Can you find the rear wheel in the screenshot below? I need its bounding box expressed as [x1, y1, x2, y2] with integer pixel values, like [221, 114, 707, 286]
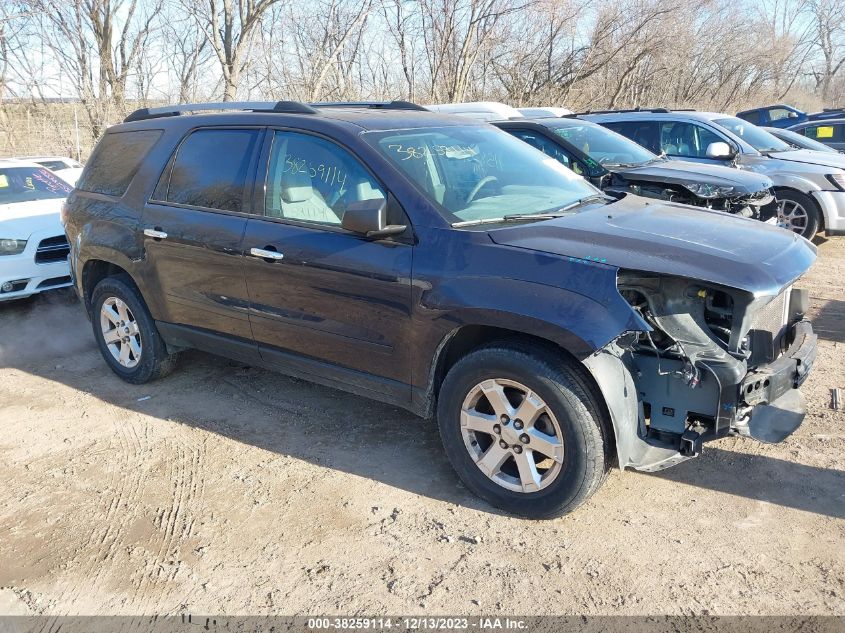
[90, 275, 177, 384]
[436, 342, 610, 518]
[775, 190, 820, 238]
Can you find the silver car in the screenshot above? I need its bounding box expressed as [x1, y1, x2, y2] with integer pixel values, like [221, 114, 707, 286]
[582, 109, 845, 237]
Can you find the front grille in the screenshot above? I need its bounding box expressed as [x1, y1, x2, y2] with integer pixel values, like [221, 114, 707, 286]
[749, 288, 791, 364]
[35, 235, 70, 264]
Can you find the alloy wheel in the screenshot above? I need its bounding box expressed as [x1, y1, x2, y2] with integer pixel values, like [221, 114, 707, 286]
[460, 378, 565, 493]
[776, 199, 809, 233]
[100, 296, 142, 368]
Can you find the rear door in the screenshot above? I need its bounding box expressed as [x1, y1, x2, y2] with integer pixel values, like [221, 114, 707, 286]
[141, 127, 263, 351]
[241, 129, 414, 400]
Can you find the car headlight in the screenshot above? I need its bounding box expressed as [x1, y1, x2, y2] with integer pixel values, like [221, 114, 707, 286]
[826, 173, 845, 191]
[0, 239, 26, 255]
[681, 182, 737, 199]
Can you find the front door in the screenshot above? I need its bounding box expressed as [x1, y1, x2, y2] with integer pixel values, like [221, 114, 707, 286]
[242, 129, 414, 401]
[141, 127, 263, 345]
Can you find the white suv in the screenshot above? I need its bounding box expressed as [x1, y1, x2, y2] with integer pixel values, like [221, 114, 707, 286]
[0, 159, 74, 301]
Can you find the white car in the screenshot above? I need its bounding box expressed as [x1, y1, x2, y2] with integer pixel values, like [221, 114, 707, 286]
[21, 156, 84, 186]
[425, 101, 525, 121]
[518, 106, 574, 118]
[0, 159, 74, 301]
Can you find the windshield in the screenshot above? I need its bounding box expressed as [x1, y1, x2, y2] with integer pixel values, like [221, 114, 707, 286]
[548, 121, 657, 166]
[0, 166, 72, 206]
[772, 128, 839, 153]
[364, 126, 601, 225]
[714, 117, 792, 153]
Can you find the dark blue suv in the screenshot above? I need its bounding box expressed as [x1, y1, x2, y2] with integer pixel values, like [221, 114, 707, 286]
[63, 101, 818, 517]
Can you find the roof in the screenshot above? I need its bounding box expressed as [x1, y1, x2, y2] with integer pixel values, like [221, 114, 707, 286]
[115, 101, 482, 135]
[581, 110, 731, 122]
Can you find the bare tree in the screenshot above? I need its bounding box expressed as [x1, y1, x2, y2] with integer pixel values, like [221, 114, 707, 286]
[27, 0, 162, 136]
[804, 0, 845, 100]
[183, 0, 286, 101]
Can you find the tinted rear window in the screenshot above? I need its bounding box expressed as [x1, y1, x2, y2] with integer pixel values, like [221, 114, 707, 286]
[156, 129, 260, 212]
[77, 130, 162, 196]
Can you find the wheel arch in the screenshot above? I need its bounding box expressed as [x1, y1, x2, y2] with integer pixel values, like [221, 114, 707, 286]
[81, 255, 145, 315]
[421, 323, 619, 465]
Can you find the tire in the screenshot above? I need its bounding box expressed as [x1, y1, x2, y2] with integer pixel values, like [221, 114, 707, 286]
[90, 275, 178, 384]
[775, 190, 820, 238]
[436, 341, 610, 518]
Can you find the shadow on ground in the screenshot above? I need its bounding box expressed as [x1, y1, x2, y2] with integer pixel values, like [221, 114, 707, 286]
[2, 288, 844, 519]
[649, 447, 845, 519]
[809, 298, 845, 343]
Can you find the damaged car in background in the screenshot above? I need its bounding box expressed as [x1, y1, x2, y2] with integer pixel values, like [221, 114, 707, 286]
[427, 103, 776, 221]
[493, 116, 776, 220]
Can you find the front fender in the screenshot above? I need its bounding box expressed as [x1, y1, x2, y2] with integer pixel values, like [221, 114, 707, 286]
[583, 344, 692, 471]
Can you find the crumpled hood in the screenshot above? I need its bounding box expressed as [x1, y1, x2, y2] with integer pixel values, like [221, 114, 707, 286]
[617, 159, 772, 193]
[0, 198, 65, 240]
[488, 195, 816, 297]
[767, 148, 845, 171]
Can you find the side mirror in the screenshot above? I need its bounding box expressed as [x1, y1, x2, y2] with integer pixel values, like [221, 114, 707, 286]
[705, 141, 735, 160]
[341, 198, 406, 238]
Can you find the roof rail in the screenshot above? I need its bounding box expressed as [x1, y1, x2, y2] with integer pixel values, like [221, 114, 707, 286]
[574, 107, 672, 115]
[124, 100, 318, 123]
[310, 100, 427, 111]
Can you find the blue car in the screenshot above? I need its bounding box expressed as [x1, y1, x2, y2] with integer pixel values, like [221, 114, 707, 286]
[737, 104, 845, 129]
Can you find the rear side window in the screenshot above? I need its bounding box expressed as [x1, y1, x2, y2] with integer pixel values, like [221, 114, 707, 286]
[155, 128, 260, 212]
[739, 110, 762, 125]
[602, 121, 660, 154]
[508, 129, 584, 174]
[77, 130, 162, 196]
[803, 124, 842, 141]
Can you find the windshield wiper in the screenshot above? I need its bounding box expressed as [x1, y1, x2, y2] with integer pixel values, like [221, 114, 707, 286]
[452, 195, 612, 227]
[501, 195, 611, 221]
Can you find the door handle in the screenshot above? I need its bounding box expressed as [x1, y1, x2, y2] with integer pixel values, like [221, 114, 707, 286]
[143, 228, 168, 240]
[249, 247, 284, 261]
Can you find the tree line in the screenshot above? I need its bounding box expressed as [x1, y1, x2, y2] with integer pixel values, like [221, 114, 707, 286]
[0, 0, 843, 156]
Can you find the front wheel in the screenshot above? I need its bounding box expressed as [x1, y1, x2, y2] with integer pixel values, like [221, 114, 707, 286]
[436, 342, 610, 518]
[774, 190, 820, 238]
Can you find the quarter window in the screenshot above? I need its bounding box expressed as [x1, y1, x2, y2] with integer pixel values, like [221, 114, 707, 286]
[158, 128, 260, 212]
[77, 130, 162, 197]
[264, 131, 385, 226]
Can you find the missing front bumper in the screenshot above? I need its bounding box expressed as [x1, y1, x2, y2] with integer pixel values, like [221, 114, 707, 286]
[733, 320, 817, 443]
[735, 389, 806, 443]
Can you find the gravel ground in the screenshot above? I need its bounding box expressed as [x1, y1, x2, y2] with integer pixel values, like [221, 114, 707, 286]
[0, 237, 843, 617]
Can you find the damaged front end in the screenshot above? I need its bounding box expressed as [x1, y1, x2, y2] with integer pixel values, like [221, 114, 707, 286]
[606, 175, 774, 219]
[584, 272, 817, 472]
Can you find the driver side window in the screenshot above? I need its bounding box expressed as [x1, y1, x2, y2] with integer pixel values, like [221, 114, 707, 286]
[265, 131, 385, 226]
[657, 121, 723, 158]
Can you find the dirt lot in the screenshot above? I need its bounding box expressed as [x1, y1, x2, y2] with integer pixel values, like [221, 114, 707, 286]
[0, 238, 843, 617]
